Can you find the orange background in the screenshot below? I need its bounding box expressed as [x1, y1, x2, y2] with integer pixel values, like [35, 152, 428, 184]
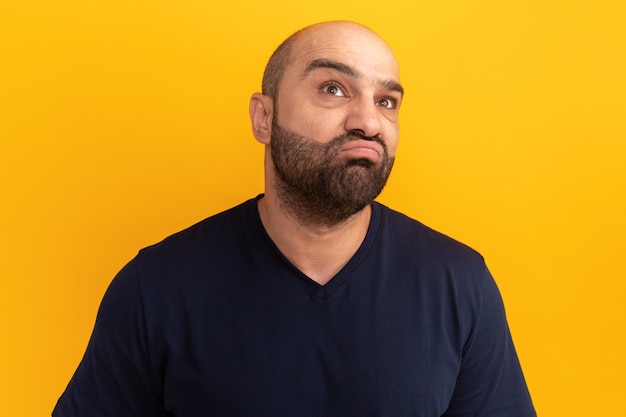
[1, 1, 625, 416]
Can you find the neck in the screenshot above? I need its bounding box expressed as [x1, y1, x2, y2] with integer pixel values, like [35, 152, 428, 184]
[257, 193, 372, 285]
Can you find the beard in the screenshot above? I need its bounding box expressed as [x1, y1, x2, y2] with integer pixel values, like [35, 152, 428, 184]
[270, 117, 394, 228]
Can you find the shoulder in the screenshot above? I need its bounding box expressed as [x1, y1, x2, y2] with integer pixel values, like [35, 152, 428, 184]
[374, 202, 485, 269]
[371, 202, 497, 319]
[139, 197, 257, 260]
[116, 197, 261, 291]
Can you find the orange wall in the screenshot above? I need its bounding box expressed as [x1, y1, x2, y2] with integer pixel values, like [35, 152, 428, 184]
[1, 1, 625, 415]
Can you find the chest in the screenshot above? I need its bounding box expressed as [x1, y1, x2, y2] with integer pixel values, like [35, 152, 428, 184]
[153, 282, 463, 417]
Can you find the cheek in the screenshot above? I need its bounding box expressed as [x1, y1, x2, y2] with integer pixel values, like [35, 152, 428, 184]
[384, 127, 400, 156]
[278, 107, 347, 142]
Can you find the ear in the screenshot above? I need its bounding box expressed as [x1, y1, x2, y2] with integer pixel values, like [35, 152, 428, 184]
[249, 92, 274, 144]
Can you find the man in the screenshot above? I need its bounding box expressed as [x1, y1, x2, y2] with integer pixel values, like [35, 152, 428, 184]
[54, 21, 536, 416]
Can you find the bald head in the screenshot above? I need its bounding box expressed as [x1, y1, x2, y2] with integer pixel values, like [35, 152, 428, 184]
[261, 22, 399, 102]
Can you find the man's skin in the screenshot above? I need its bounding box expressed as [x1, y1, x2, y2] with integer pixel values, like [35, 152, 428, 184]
[249, 21, 404, 285]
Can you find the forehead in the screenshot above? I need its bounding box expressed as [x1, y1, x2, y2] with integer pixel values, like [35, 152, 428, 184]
[287, 24, 400, 84]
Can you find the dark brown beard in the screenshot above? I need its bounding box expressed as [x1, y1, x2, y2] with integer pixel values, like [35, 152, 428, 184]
[270, 118, 394, 227]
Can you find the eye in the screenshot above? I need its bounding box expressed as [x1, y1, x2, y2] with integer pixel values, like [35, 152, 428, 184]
[320, 82, 346, 97]
[376, 97, 398, 110]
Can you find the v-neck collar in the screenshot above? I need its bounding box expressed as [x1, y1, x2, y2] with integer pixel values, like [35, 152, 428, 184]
[246, 195, 382, 300]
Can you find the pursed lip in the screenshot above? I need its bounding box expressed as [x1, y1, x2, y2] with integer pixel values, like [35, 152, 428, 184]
[339, 140, 384, 159]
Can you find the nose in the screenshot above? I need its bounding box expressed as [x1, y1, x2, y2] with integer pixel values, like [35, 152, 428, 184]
[343, 97, 383, 139]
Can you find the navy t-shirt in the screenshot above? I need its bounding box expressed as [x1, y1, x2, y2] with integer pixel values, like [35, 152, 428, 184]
[54, 196, 536, 416]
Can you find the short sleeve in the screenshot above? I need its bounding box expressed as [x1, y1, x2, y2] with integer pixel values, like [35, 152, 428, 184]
[444, 267, 536, 417]
[53, 258, 165, 417]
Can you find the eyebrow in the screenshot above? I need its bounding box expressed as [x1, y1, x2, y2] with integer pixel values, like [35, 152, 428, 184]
[303, 58, 359, 79]
[379, 79, 404, 97]
[302, 58, 404, 97]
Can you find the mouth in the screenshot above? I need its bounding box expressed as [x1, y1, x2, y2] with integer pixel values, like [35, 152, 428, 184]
[339, 140, 384, 159]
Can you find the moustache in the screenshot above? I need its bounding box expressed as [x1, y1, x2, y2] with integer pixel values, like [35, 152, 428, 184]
[330, 131, 388, 153]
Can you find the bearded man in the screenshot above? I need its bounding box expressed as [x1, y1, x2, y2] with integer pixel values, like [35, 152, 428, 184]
[54, 21, 536, 417]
